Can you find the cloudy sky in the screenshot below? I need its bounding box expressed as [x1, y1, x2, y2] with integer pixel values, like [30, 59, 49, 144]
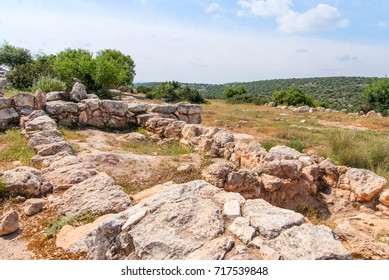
[1, 0, 388, 83]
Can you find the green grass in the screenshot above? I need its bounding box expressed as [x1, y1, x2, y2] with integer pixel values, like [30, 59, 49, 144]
[45, 213, 97, 238]
[120, 139, 194, 156]
[31, 76, 66, 93]
[0, 179, 5, 198]
[59, 127, 88, 142]
[286, 139, 305, 152]
[0, 128, 36, 169]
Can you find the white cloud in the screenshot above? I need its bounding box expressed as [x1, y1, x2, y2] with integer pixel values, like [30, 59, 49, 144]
[206, 2, 221, 13]
[237, 0, 291, 17]
[378, 21, 388, 28]
[238, 1, 349, 33]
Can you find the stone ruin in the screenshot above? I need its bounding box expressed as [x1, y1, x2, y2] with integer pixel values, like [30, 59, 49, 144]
[1, 82, 389, 260]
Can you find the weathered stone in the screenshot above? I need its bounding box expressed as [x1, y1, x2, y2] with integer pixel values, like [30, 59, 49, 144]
[126, 132, 146, 142]
[0, 107, 19, 128]
[70, 82, 88, 102]
[249, 237, 281, 260]
[46, 100, 78, 115]
[379, 189, 389, 207]
[164, 121, 186, 139]
[1, 167, 43, 197]
[46, 91, 69, 102]
[223, 199, 241, 220]
[101, 100, 128, 116]
[263, 160, 303, 180]
[186, 237, 234, 260]
[242, 199, 304, 238]
[12, 93, 35, 109]
[127, 102, 148, 113]
[23, 198, 46, 216]
[225, 170, 260, 193]
[35, 141, 74, 157]
[265, 145, 304, 161]
[59, 173, 131, 217]
[0, 97, 13, 110]
[202, 161, 235, 188]
[267, 224, 351, 260]
[213, 191, 246, 206]
[293, 106, 310, 113]
[213, 130, 234, 147]
[345, 168, 387, 202]
[228, 217, 255, 244]
[34, 89, 46, 110]
[136, 113, 160, 126]
[0, 210, 19, 236]
[261, 174, 282, 192]
[150, 105, 176, 114]
[87, 94, 99, 99]
[28, 133, 63, 148]
[187, 113, 202, 124]
[177, 163, 193, 173]
[176, 102, 202, 115]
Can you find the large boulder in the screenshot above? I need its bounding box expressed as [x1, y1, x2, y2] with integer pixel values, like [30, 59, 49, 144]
[70, 82, 88, 102]
[0, 167, 44, 197]
[0, 97, 13, 110]
[12, 93, 35, 110]
[379, 189, 389, 207]
[176, 102, 202, 115]
[267, 224, 351, 260]
[59, 173, 131, 217]
[0, 210, 19, 236]
[23, 198, 46, 216]
[202, 161, 236, 188]
[0, 107, 19, 128]
[46, 91, 69, 102]
[34, 89, 46, 110]
[24, 115, 57, 133]
[101, 100, 128, 117]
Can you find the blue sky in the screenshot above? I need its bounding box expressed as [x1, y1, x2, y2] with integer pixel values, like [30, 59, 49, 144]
[0, 0, 388, 83]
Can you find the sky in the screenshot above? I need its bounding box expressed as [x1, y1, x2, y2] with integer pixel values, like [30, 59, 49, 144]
[0, 0, 388, 84]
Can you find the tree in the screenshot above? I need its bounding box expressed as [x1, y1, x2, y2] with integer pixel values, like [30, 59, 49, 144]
[53, 48, 95, 91]
[0, 42, 32, 69]
[361, 78, 389, 115]
[223, 86, 247, 99]
[271, 87, 314, 107]
[148, 81, 205, 103]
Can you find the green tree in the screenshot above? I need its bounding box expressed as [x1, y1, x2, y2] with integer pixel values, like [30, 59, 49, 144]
[361, 78, 389, 115]
[0, 42, 32, 69]
[271, 87, 314, 106]
[223, 86, 247, 99]
[53, 48, 95, 91]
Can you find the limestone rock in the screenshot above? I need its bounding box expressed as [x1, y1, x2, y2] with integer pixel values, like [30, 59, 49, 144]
[34, 89, 47, 110]
[265, 145, 305, 161]
[345, 168, 387, 202]
[45, 100, 78, 115]
[224, 169, 260, 193]
[12, 93, 35, 110]
[70, 82, 88, 102]
[150, 104, 176, 114]
[0, 97, 13, 110]
[126, 132, 146, 142]
[213, 130, 234, 147]
[1, 167, 43, 197]
[59, 173, 131, 216]
[127, 102, 148, 113]
[35, 141, 74, 157]
[267, 224, 351, 260]
[176, 102, 202, 115]
[24, 115, 57, 133]
[23, 198, 46, 216]
[202, 161, 235, 188]
[46, 91, 69, 102]
[223, 199, 241, 220]
[242, 199, 304, 238]
[186, 237, 234, 260]
[379, 189, 389, 207]
[101, 100, 128, 117]
[0, 107, 19, 128]
[0, 210, 19, 236]
[261, 174, 282, 192]
[228, 217, 255, 244]
[263, 159, 303, 180]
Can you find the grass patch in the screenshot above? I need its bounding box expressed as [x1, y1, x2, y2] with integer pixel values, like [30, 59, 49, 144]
[0, 179, 5, 198]
[120, 139, 194, 156]
[59, 127, 88, 142]
[45, 213, 98, 238]
[286, 138, 305, 152]
[0, 128, 36, 169]
[262, 140, 277, 152]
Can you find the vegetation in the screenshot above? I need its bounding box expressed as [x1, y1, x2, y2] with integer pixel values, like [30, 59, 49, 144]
[45, 213, 97, 238]
[361, 78, 389, 115]
[0, 178, 5, 198]
[120, 139, 194, 156]
[0, 42, 32, 69]
[223, 85, 266, 104]
[0, 128, 36, 169]
[271, 87, 314, 107]
[146, 81, 205, 103]
[31, 75, 66, 93]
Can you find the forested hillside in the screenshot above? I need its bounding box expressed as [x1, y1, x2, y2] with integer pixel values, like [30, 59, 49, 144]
[136, 77, 379, 110]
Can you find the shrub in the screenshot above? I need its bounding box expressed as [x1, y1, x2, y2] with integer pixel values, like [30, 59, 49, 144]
[271, 87, 314, 107]
[361, 78, 389, 115]
[148, 81, 205, 103]
[0, 42, 32, 69]
[286, 139, 305, 152]
[31, 76, 66, 93]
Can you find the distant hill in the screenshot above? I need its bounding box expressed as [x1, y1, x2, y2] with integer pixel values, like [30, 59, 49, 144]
[135, 76, 379, 110]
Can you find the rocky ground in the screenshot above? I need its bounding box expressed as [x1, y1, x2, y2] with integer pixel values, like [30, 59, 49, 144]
[1, 92, 389, 260]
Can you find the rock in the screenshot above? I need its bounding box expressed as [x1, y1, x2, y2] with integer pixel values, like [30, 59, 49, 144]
[45, 100, 78, 115]
[224, 169, 260, 193]
[0, 97, 13, 110]
[249, 237, 281, 260]
[0, 107, 19, 128]
[379, 189, 389, 207]
[186, 237, 234, 260]
[266, 224, 351, 260]
[34, 89, 47, 110]
[101, 100, 128, 117]
[23, 198, 46, 216]
[1, 167, 43, 197]
[24, 115, 57, 133]
[344, 168, 387, 202]
[164, 121, 186, 139]
[12, 93, 35, 110]
[213, 191, 246, 206]
[35, 141, 74, 157]
[232, 133, 256, 144]
[213, 130, 234, 147]
[126, 132, 146, 142]
[265, 145, 304, 161]
[46, 91, 69, 102]
[136, 113, 160, 126]
[202, 161, 235, 188]
[223, 199, 241, 220]
[268, 102, 277, 107]
[150, 105, 176, 114]
[293, 106, 310, 113]
[263, 160, 303, 180]
[127, 103, 148, 113]
[59, 173, 131, 216]
[242, 199, 304, 238]
[261, 174, 282, 192]
[0, 210, 19, 236]
[228, 217, 255, 244]
[87, 94, 99, 99]
[70, 82, 88, 102]
[177, 164, 192, 173]
[176, 102, 202, 115]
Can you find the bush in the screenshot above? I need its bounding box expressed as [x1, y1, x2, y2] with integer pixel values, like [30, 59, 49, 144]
[0, 42, 32, 69]
[271, 87, 314, 107]
[31, 76, 66, 93]
[148, 81, 205, 103]
[361, 78, 389, 115]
